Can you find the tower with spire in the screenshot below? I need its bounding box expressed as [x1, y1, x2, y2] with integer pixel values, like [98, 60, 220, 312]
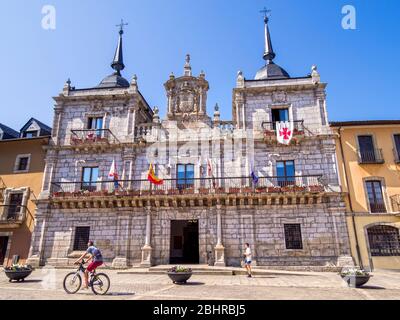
[254, 8, 290, 80]
[97, 20, 130, 88]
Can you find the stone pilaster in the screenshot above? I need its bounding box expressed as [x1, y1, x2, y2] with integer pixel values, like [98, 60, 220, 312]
[214, 207, 226, 267]
[140, 207, 153, 267]
[112, 214, 131, 269]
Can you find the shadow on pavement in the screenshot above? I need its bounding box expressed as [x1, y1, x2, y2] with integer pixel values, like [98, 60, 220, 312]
[176, 282, 205, 286]
[108, 292, 136, 296]
[9, 280, 43, 284]
[359, 285, 386, 290]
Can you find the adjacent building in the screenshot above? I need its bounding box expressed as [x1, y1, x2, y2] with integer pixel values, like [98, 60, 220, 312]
[0, 118, 51, 266]
[28, 16, 353, 269]
[332, 121, 400, 271]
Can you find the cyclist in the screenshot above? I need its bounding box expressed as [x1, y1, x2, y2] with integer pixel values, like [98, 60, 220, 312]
[74, 240, 103, 290]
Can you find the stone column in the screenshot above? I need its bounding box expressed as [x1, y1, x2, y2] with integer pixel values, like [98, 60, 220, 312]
[140, 207, 153, 267]
[112, 214, 131, 269]
[214, 206, 226, 267]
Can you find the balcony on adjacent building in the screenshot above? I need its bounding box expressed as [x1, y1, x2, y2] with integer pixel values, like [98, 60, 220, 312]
[0, 178, 5, 203]
[0, 205, 31, 229]
[51, 175, 325, 201]
[357, 148, 385, 164]
[70, 129, 120, 149]
[393, 148, 400, 164]
[262, 120, 305, 144]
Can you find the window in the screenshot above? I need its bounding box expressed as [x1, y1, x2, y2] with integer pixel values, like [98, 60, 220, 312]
[319, 99, 326, 126]
[284, 224, 303, 249]
[87, 117, 103, 137]
[366, 180, 386, 213]
[176, 164, 195, 189]
[271, 108, 289, 130]
[394, 134, 400, 162]
[73, 227, 90, 251]
[14, 154, 31, 173]
[7, 193, 23, 220]
[18, 157, 29, 171]
[81, 167, 99, 192]
[368, 225, 400, 256]
[23, 131, 38, 138]
[276, 161, 295, 187]
[358, 135, 376, 163]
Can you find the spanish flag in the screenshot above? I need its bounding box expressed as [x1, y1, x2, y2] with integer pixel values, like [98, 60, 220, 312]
[147, 163, 164, 185]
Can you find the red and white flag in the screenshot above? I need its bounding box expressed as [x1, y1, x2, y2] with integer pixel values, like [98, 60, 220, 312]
[108, 159, 119, 180]
[207, 158, 214, 178]
[276, 121, 294, 145]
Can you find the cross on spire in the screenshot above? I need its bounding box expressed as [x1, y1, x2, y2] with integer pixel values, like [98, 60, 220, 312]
[116, 19, 128, 34]
[260, 7, 271, 20]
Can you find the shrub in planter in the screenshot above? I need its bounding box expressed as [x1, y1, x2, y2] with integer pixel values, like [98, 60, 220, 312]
[167, 189, 180, 195]
[281, 186, 295, 193]
[309, 185, 325, 193]
[229, 187, 241, 194]
[214, 187, 225, 194]
[4, 264, 34, 282]
[267, 186, 281, 193]
[141, 190, 151, 196]
[198, 188, 209, 195]
[255, 187, 267, 193]
[167, 266, 193, 284]
[181, 188, 195, 195]
[241, 187, 253, 193]
[340, 268, 372, 288]
[294, 186, 307, 192]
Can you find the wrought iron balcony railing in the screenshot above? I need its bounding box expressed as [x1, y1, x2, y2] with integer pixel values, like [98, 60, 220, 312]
[357, 148, 385, 164]
[369, 202, 387, 213]
[394, 148, 400, 164]
[50, 175, 325, 198]
[261, 120, 305, 133]
[70, 129, 120, 146]
[0, 205, 30, 225]
[391, 195, 400, 213]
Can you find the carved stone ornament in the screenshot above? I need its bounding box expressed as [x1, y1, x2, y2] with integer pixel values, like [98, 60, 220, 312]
[178, 90, 196, 113]
[272, 91, 287, 103]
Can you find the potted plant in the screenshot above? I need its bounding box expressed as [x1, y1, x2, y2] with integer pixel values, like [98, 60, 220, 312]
[228, 187, 241, 194]
[340, 268, 372, 288]
[167, 189, 180, 195]
[267, 186, 281, 193]
[167, 266, 193, 284]
[152, 189, 166, 195]
[4, 264, 34, 282]
[181, 188, 195, 195]
[198, 187, 209, 195]
[309, 185, 325, 193]
[214, 187, 225, 194]
[255, 187, 267, 193]
[241, 187, 253, 193]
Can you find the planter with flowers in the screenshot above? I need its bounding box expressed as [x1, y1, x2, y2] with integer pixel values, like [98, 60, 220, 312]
[198, 188, 209, 195]
[167, 266, 193, 284]
[4, 264, 34, 282]
[340, 268, 372, 288]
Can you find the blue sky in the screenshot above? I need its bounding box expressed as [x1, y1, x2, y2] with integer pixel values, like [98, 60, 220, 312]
[0, 0, 399, 130]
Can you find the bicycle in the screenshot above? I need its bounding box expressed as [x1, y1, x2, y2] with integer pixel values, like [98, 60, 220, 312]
[63, 260, 110, 295]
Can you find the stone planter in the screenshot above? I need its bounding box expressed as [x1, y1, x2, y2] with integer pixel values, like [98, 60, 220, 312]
[4, 269, 33, 282]
[341, 275, 372, 288]
[167, 272, 193, 284]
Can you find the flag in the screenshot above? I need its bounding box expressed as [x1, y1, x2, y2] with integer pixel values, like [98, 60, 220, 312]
[147, 163, 164, 185]
[108, 159, 119, 189]
[207, 158, 214, 178]
[251, 168, 259, 185]
[276, 121, 294, 145]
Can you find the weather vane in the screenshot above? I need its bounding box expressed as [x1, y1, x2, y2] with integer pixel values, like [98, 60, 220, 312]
[260, 6, 271, 19]
[116, 19, 128, 33]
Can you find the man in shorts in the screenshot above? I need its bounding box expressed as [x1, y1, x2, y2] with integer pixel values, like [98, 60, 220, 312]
[75, 240, 103, 289]
[244, 243, 253, 278]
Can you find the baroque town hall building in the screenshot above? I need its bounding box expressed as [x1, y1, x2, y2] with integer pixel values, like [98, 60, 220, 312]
[28, 16, 354, 269]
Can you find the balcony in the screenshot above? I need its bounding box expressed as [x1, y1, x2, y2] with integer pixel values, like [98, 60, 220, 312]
[369, 202, 387, 214]
[70, 129, 120, 150]
[261, 120, 305, 145]
[357, 148, 385, 164]
[0, 205, 31, 229]
[50, 175, 327, 208]
[394, 148, 400, 164]
[391, 195, 400, 213]
[134, 123, 156, 143]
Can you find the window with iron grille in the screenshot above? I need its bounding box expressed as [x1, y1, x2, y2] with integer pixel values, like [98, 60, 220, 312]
[284, 224, 303, 249]
[368, 225, 400, 256]
[73, 227, 90, 251]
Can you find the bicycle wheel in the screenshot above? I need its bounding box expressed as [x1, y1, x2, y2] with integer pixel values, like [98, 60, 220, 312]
[90, 273, 110, 295]
[63, 272, 82, 294]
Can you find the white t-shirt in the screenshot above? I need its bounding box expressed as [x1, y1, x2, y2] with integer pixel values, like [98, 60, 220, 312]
[245, 247, 252, 261]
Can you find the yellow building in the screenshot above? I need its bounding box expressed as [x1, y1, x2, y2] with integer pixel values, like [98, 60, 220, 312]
[331, 120, 400, 271]
[0, 119, 50, 267]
